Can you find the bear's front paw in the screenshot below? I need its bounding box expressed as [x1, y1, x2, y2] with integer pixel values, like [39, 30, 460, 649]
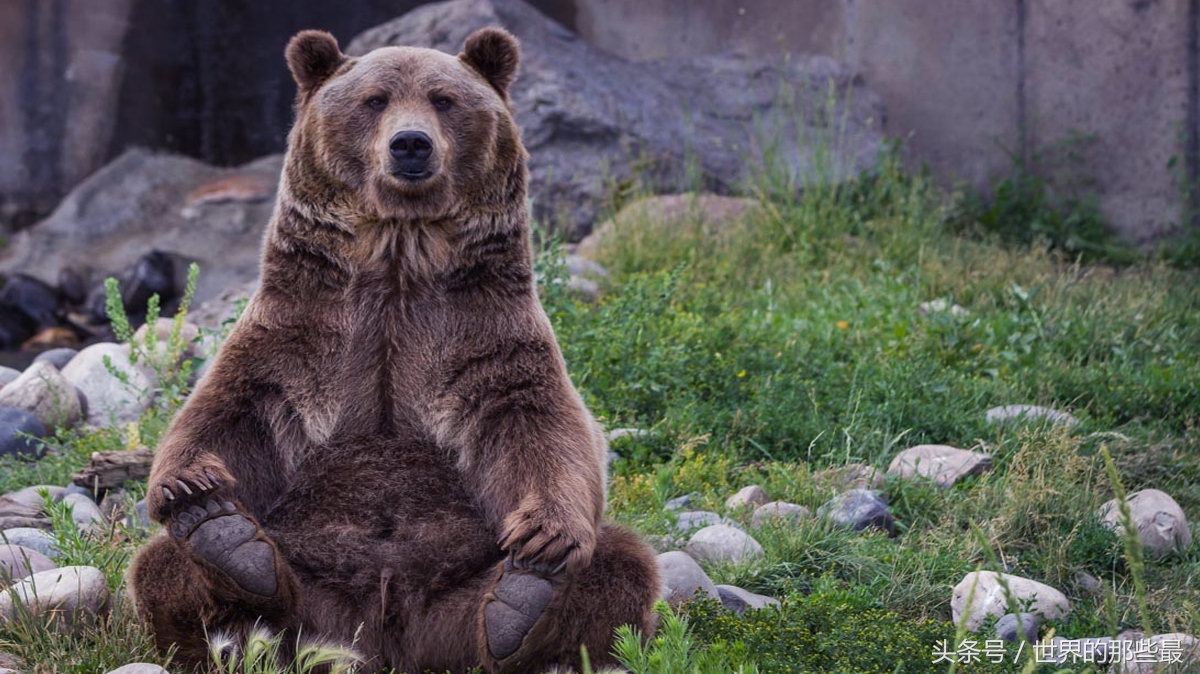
[498, 498, 596, 575]
[147, 462, 234, 522]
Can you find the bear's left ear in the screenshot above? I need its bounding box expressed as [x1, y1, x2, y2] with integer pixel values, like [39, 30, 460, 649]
[459, 28, 520, 97]
[286, 30, 346, 95]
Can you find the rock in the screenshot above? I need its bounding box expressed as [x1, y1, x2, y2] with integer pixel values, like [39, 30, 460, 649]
[664, 493, 700, 511]
[0, 566, 111, 634]
[0, 544, 57, 584]
[32, 348, 79, 371]
[61, 493, 106, 534]
[61, 342, 154, 426]
[1110, 633, 1200, 673]
[104, 665, 170, 674]
[0, 407, 48, 459]
[0, 496, 49, 530]
[985, 405, 1080, 427]
[685, 525, 764, 565]
[887, 444, 994, 488]
[0, 361, 83, 430]
[4, 485, 66, 511]
[1075, 571, 1102, 594]
[656, 551, 720, 606]
[1098, 489, 1192, 558]
[132, 318, 203, 368]
[1, 528, 60, 558]
[951, 571, 1070, 631]
[814, 463, 886, 491]
[605, 428, 649, 444]
[0, 275, 61, 348]
[116, 500, 153, 535]
[0, 150, 282, 309]
[576, 194, 763, 258]
[715, 585, 780, 616]
[188, 280, 258, 334]
[818, 489, 895, 536]
[671, 511, 730, 534]
[347, 0, 884, 237]
[725, 485, 770, 511]
[996, 612, 1040, 643]
[0, 368, 20, 386]
[750, 501, 810, 529]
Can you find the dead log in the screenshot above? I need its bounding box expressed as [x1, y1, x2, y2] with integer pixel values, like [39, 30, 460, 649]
[71, 447, 155, 491]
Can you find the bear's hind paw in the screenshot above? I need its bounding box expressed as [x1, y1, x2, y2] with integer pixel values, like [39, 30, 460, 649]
[172, 500, 279, 597]
[483, 569, 554, 662]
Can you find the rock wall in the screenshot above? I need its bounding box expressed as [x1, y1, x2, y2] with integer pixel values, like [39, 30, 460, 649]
[571, 0, 1198, 244]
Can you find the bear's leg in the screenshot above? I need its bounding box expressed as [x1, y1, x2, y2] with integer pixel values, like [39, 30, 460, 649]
[480, 522, 659, 673]
[128, 500, 300, 667]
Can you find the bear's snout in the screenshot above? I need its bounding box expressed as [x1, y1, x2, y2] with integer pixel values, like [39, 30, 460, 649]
[389, 130, 434, 180]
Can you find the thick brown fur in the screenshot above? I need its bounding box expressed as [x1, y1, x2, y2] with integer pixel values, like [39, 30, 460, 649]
[128, 27, 658, 673]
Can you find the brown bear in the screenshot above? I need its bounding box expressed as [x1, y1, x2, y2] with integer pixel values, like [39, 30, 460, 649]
[127, 27, 659, 674]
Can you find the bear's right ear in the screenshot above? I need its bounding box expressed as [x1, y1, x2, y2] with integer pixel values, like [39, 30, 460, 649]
[286, 30, 345, 95]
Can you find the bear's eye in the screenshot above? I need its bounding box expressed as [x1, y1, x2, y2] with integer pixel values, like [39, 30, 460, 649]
[431, 95, 454, 112]
[364, 96, 388, 112]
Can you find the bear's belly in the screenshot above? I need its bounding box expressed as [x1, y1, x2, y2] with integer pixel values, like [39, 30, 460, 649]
[263, 436, 501, 602]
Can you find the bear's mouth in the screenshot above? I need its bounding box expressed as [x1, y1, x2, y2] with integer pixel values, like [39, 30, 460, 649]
[393, 169, 434, 182]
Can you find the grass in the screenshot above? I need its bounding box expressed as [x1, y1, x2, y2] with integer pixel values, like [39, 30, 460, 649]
[1, 145, 1198, 672]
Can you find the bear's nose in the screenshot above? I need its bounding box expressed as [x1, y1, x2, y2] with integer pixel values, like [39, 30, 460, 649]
[389, 131, 433, 162]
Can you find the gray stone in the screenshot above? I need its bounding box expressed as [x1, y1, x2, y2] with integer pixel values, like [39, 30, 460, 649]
[1, 528, 60, 559]
[814, 463, 885, 491]
[985, 405, 1080, 427]
[818, 489, 895, 536]
[133, 318, 203, 367]
[887, 444, 993, 488]
[5, 485, 67, 511]
[1099, 489, 1192, 558]
[0, 566, 111, 634]
[0, 150, 282, 309]
[725, 485, 770, 511]
[951, 571, 1070, 631]
[0, 496, 49, 531]
[685, 525, 764, 565]
[0, 368, 19, 386]
[61, 493, 106, 534]
[671, 511, 727, 534]
[715, 585, 780, 616]
[996, 612, 1040, 643]
[664, 493, 700, 511]
[0, 407, 47, 460]
[347, 0, 884, 237]
[104, 665, 170, 674]
[750, 501, 810, 529]
[32, 348, 79, 371]
[605, 428, 649, 444]
[656, 551, 719, 606]
[1110, 633, 1200, 674]
[0, 544, 57, 584]
[1074, 571, 1102, 594]
[0, 361, 83, 430]
[61, 342, 154, 426]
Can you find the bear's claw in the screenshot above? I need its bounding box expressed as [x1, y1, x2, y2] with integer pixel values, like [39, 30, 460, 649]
[484, 570, 554, 661]
[172, 499, 279, 597]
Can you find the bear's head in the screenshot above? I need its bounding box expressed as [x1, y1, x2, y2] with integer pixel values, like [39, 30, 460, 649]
[283, 28, 525, 223]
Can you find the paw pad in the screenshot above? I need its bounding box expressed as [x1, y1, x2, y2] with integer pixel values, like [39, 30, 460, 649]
[173, 499, 278, 597]
[484, 571, 554, 661]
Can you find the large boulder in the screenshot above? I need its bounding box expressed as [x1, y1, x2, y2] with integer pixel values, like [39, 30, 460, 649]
[0, 149, 282, 307]
[1099, 489, 1192, 558]
[348, 0, 885, 237]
